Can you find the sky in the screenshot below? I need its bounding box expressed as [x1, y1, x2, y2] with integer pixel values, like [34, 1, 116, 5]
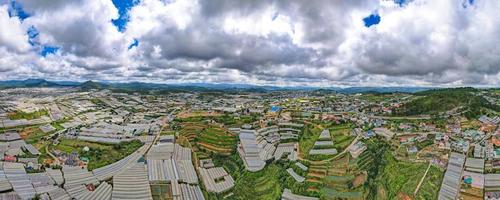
[0, 0, 499, 87]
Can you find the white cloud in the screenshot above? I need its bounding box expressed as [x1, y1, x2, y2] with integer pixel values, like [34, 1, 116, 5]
[0, 0, 498, 87]
[0, 5, 30, 52]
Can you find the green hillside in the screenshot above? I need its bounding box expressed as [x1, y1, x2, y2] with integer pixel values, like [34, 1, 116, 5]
[395, 88, 499, 118]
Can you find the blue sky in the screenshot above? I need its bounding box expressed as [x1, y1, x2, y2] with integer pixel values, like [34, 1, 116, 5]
[111, 0, 139, 32]
[128, 38, 139, 49]
[0, 0, 498, 87]
[363, 13, 381, 27]
[7, 0, 29, 20]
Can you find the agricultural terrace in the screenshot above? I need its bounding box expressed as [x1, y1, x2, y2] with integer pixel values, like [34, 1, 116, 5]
[354, 138, 444, 200]
[321, 173, 364, 200]
[329, 123, 355, 151]
[298, 124, 322, 158]
[279, 160, 312, 196]
[174, 116, 238, 164]
[232, 164, 283, 200]
[300, 122, 354, 161]
[53, 138, 143, 170]
[305, 153, 361, 199]
[210, 155, 321, 199]
[196, 127, 236, 155]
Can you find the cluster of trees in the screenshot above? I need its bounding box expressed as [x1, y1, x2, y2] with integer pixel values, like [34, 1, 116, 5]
[395, 88, 499, 119]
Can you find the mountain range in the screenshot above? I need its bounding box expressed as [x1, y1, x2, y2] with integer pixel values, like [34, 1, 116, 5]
[0, 78, 434, 93]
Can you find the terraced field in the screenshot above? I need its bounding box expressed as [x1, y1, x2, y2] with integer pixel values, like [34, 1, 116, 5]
[330, 124, 355, 151]
[232, 164, 283, 200]
[328, 154, 350, 176]
[176, 121, 207, 158]
[305, 154, 351, 193]
[306, 160, 328, 184]
[309, 153, 364, 200]
[178, 122, 206, 142]
[356, 139, 390, 199]
[298, 124, 322, 158]
[356, 149, 375, 171]
[320, 187, 364, 200]
[196, 127, 236, 155]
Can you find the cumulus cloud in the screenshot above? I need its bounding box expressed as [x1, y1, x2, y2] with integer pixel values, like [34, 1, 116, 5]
[0, 5, 30, 53]
[0, 0, 499, 87]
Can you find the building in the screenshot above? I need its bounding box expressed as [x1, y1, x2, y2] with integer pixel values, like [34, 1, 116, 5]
[348, 141, 366, 158]
[438, 153, 466, 200]
[198, 167, 234, 193]
[282, 188, 318, 200]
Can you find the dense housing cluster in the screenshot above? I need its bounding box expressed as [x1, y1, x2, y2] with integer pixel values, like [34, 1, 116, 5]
[0, 85, 497, 199]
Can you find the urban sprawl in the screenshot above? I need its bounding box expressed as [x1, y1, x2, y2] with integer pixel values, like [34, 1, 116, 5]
[0, 86, 498, 200]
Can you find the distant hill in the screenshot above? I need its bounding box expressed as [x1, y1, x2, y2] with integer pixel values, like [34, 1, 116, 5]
[335, 87, 432, 94]
[1, 79, 494, 95]
[78, 80, 109, 90]
[395, 87, 500, 118]
[0, 78, 61, 88]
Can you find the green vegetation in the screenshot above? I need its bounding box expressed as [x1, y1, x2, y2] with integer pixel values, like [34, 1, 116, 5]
[175, 116, 238, 157]
[299, 124, 322, 158]
[395, 88, 500, 118]
[356, 138, 443, 200]
[415, 166, 444, 200]
[358, 93, 404, 103]
[203, 154, 245, 199]
[160, 130, 175, 136]
[321, 187, 363, 200]
[212, 154, 245, 182]
[357, 139, 389, 200]
[54, 139, 143, 170]
[196, 127, 236, 155]
[90, 98, 106, 107]
[8, 109, 48, 120]
[278, 160, 311, 196]
[330, 124, 355, 151]
[175, 116, 209, 123]
[379, 153, 428, 199]
[299, 123, 353, 161]
[232, 164, 283, 200]
[21, 126, 47, 144]
[51, 118, 71, 130]
[415, 137, 434, 150]
[213, 114, 258, 126]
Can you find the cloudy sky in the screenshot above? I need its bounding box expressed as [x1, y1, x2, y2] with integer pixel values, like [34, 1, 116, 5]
[0, 0, 499, 87]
